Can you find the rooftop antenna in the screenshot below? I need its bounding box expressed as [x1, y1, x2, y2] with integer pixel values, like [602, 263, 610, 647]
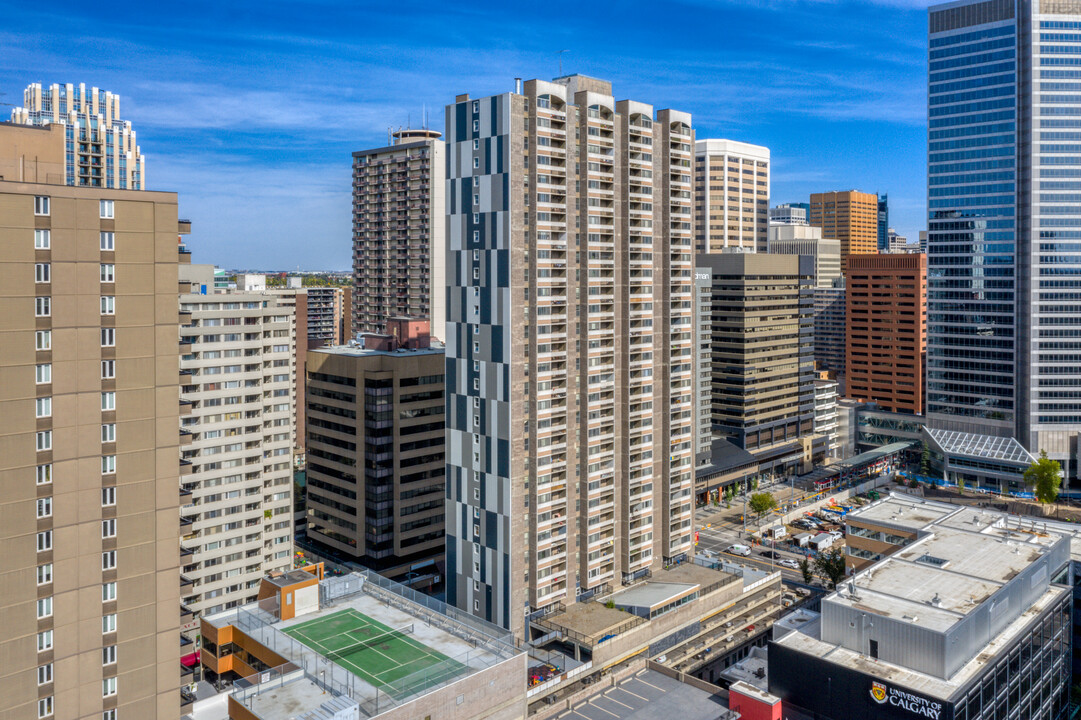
[558, 49, 570, 76]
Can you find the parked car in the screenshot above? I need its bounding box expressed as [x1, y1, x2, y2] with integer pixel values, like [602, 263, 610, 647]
[727, 544, 752, 557]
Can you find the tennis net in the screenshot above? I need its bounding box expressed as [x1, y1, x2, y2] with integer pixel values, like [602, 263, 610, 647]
[324, 622, 415, 662]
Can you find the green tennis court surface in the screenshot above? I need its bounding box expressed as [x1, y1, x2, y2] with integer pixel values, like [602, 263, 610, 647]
[282, 608, 466, 694]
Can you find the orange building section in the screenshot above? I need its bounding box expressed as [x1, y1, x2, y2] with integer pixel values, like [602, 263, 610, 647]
[845, 254, 927, 415]
[809, 190, 878, 276]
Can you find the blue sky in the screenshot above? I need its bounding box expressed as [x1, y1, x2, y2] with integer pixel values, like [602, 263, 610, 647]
[2, 0, 932, 270]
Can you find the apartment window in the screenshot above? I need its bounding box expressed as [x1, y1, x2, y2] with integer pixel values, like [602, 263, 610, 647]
[37, 564, 52, 585]
[101, 455, 116, 475]
[35, 297, 51, 317]
[103, 711, 117, 720]
[36, 397, 51, 418]
[34, 229, 50, 249]
[37, 597, 52, 619]
[473, 194, 479, 206]
[37, 664, 52, 685]
[101, 423, 116, 443]
[101, 360, 115, 379]
[473, 138, 479, 150]
[472, 100, 479, 113]
[473, 212, 479, 223]
[37, 630, 53, 652]
[101, 328, 115, 347]
[473, 157, 480, 169]
[35, 263, 50, 283]
[102, 613, 117, 633]
[473, 230, 479, 242]
[473, 267, 480, 280]
[36, 464, 52, 485]
[101, 391, 115, 411]
[102, 581, 117, 601]
[99, 231, 115, 251]
[102, 519, 117, 539]
[36, 363, 51, 384]
[100, 296, 115, 315]
[100, 264, 114, 282]
[101, 551, 116, 570]
[473, 176, 479, 187]
[34, 196, 50, 216]
[36, 497, 52, 519]
[99, 200, 114, 219]
[472, 119, 479, 132]
[474, 599, 480, 610]
[36, 430, 51, 451]
[102, 645, 117, 665]
[102, 487, 116, 506]
[37, 531, 52, 551]
[37, 697, 53, 719]
[102, 677, 117, 698]
[36, 330, 51, 350]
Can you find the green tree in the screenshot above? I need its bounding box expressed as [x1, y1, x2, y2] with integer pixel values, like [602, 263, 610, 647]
[920, 442, 931, 475]
[748, 492, 778, 521]
[957, 477, 966, 495]
[798, 558, 814, 584]
[1024, 450, 1063, 505]
[813, 548, 847, 589]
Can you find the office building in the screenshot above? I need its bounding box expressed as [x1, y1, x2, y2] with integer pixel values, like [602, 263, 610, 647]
[814, 378, 840, 458]
[444, 75, 696, 637]
[809, 189, 878, 275]
[877, 192, 889, 250]
[766, 223, 841, 288]
[768, 493, 1072, 720]
[846, 253, 927, 415]
[918, 230, 927, 254]
[813, 283, 846, 373]
[352, 129, 446, 338]
[177, 281, 296, 619]
[10, 82, 145, 190]
[304, 320, 445, 592]
[885, 227, 909, 253]
[769, 202, 809, 226]
[695, 139, 770, 253]
[0, 123, 181, 719]
[698, 252, 821, 477]
[926, 0, 1081, 487]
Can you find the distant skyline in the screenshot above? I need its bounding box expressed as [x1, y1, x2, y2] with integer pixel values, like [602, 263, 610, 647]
[1, 0, 932, 269]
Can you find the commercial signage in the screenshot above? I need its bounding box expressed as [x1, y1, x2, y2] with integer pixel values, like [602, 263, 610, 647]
[870, 681, 944, 719]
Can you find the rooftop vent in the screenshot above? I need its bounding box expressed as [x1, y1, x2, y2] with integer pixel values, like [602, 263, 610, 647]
[929, 593, 943, 608]
[915, 554, 950, 569]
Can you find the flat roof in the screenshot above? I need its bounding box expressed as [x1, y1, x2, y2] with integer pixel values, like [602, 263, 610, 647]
[559, 668, 729, 720]
[264, 569, 318, 588]
[847, 494, 957, 530]
[537, 601, 641, 644]
[311, 342, 445, 358]
[612, 582, 696, 609]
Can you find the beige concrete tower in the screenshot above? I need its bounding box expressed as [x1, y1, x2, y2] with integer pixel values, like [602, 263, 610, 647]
[694, 139, 770, 253]
[0, 123, 181, 719]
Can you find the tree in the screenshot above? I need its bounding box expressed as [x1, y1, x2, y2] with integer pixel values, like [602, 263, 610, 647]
[920, 442, 931, 475]
[957, 477, 966, 495]
[748, 492, 778, 521]
[813, 548, 847, 589]
[1024, 450, 1063, 505]
[798, 558, 814, 584]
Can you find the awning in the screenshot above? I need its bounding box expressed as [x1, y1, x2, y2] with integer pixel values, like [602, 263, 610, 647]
[181, 650, 200, 667]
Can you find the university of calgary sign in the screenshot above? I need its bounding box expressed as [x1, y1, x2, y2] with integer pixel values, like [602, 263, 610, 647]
[871, 681, 944, 719]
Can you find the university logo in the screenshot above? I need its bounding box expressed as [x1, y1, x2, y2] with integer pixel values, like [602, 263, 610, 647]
[871, 681, 888, 704]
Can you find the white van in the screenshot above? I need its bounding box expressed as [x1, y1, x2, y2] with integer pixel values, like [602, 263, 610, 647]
[727, 544, 752, 557]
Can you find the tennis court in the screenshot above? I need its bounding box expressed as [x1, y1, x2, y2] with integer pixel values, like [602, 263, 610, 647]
[281, 608, 466, 693]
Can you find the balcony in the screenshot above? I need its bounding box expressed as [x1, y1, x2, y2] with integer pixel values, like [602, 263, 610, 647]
[179, 400, 193, 417]
[179, 459, 193, 476]
[179, 428, 193, 446]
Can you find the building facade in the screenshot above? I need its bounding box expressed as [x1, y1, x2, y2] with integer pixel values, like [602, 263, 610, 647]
[813, 284, 846, 373]
[694, 139, 770, 253]
[766, 223, 841, 288]
[814, 378, 840, 458]
[809, 189, 878, 276]
[846, 253, 927, 415]
[352, 129, 446, 338]
[10, 82, 145, 190]
[0, 124, 182, 719]
[304, 285, 348, 348]
[444, 76, 696, 637]
[877, 192, 889, 250]
[769, 202, 809, 226]
[696, 267, 714, 467]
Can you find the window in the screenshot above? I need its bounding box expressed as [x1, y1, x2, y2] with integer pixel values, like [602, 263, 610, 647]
[37, 564, 52, 585]
[37, 664, 52, 685]
[37, 530, 52, 551]
[35, 297, 51, 317]
[101, 551, 116, 570]
[101, 423, 115, 443]
[102, 677, 117, 697]
[36, 364, 51, 384]
[37, 597, 52, 619]
[473, 119, 479, 132]
[36, 330, 51, 350]
[102, 487, 116, 506]
[101, 455, 116, 475]
[472, 100, 479, 113]
[100, 264, 114, 282]
[103, 711, 117, 720]
[35, 263, 50, 283]
[34, 196, 49, 216]
[100, 296, 115, 315]
[102, 519, 116, 538]
[102, 645, 117, 665]
[473, 157, 480, 169]
[99, 231, 114, 251]
[37, 697, 53, 719]
[34, 229, 50, 249]
[102, 581, 117, 601]
[102, 613, 117, 633]
[37, 630, 53, 652]
[473, 176, 479, 187]
[36, 497, 52, 519]
[36, 430, 51, 451]
[99, 200, 114, 219]
[36, 397, 51, 418]
[101, 360, 115, 379]
[101, 391, 115, 411]
[473, 138, 480, 150]
[36, 464, 51, 485]
[101, 328, 115, 347]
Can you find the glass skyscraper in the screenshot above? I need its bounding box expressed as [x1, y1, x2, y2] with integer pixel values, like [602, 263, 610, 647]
[927, 0, 1081, 483]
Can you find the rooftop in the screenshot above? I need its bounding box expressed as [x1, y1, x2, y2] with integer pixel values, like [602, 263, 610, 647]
[847, 494, 956, 530]
[557, 668, 733, 720]
[926, 428, 1035, 464]
[311, 341, 445, 358]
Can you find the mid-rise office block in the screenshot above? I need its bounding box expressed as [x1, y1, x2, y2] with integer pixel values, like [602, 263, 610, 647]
[769, 202, 809, 226]
[885, 228, 909, 253]
[0, 124, 181, 719]
[10, 82, 145, 190]
[809, 189, 878, 276]
[177, 285, 296, 618]
[766, 223, 841, 288]
[846, 253, 927, 415]
[876, 192, 888, 250]
[352, 129, 446, 338]
[445, 75, 696, 636]
[813, 284, 846, 373]
[695, 139, 769, 253]
[698, 252, 818, 477]
[305, 323, 445, 591]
